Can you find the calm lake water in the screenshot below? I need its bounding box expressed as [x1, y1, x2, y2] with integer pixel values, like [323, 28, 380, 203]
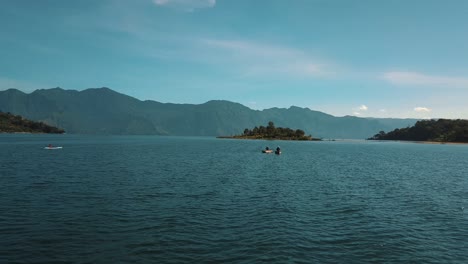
[1, 135, 467, 263]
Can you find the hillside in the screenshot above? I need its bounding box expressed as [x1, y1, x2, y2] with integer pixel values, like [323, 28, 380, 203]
[369, 119, 468, 143]
[0, 111, 64, 133]
[368, 119, 468, 143]
[0, 87, 418, 138]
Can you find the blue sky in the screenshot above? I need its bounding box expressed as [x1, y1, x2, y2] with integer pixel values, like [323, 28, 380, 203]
[1, 0, 468, 118]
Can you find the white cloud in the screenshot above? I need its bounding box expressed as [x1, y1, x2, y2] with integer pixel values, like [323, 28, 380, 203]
[351, 105, 368, 116]
[153, 0, 216, 10]
[201, 39, 300, 58]
[414, 107, 431, 113]
[383, 71, 468, 88]
[359, 105, 368, 111]
[200, 39, 335, 77]
[379, 109, 386, 112]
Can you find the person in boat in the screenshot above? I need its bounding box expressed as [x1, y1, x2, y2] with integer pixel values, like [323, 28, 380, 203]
[48, 144, 53, 148]
[265, 146, 270, 151]
[276, 146, 281, 152]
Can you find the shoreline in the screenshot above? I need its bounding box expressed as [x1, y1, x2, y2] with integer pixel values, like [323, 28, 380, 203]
[0, 131, 65, 134]
[368, 139, 468, 145]
[415, 141, 468, 145]
[217, 136, 321, 141]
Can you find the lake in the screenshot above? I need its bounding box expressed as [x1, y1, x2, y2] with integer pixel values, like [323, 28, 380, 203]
[1, 135, 467, 263]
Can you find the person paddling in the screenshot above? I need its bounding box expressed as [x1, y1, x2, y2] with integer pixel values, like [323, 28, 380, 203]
[263, 146, 272, 153]
[275, 146, 281, 154]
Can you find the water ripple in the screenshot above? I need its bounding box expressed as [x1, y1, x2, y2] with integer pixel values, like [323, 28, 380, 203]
[1, 135, 467, 263]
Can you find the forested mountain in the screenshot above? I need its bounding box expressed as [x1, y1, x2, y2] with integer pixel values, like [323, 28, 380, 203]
[0, 111, 64, 133]
[0, 87, 418, 138]
[368, 119, 468, 142]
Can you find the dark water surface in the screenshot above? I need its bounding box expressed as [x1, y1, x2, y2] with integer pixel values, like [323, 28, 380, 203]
[1, 135, 467, 263]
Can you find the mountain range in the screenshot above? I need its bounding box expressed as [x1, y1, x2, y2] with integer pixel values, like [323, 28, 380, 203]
[0, 87, 418, 138]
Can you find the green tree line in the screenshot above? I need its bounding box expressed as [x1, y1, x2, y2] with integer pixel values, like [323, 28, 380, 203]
[237, 121, 313, 140]
[368, 119, 468, 142]
[0, 111, 65, 133]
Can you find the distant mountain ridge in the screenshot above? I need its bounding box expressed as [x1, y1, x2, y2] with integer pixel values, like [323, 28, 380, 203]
[0, 87, 418, 138]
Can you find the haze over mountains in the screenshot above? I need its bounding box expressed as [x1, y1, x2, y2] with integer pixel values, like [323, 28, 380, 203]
[0, 87, 418, 138]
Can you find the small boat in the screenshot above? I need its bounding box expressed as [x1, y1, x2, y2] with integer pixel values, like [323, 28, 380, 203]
[262, 149, 273, 153]
[44, 146, 63, 150]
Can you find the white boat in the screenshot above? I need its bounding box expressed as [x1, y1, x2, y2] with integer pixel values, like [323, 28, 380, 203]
[44, 146, 63, 150]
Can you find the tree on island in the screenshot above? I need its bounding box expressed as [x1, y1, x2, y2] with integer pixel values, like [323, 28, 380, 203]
[368, 119, 468, 143]
[236, 121, 314, 140]
[0, 112, 65, 134]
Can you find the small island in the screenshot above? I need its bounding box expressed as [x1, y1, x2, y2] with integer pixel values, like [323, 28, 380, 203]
[0, 112, 65, 134]
[368, 119, 468, 143]
[219, 121, 319, 141]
